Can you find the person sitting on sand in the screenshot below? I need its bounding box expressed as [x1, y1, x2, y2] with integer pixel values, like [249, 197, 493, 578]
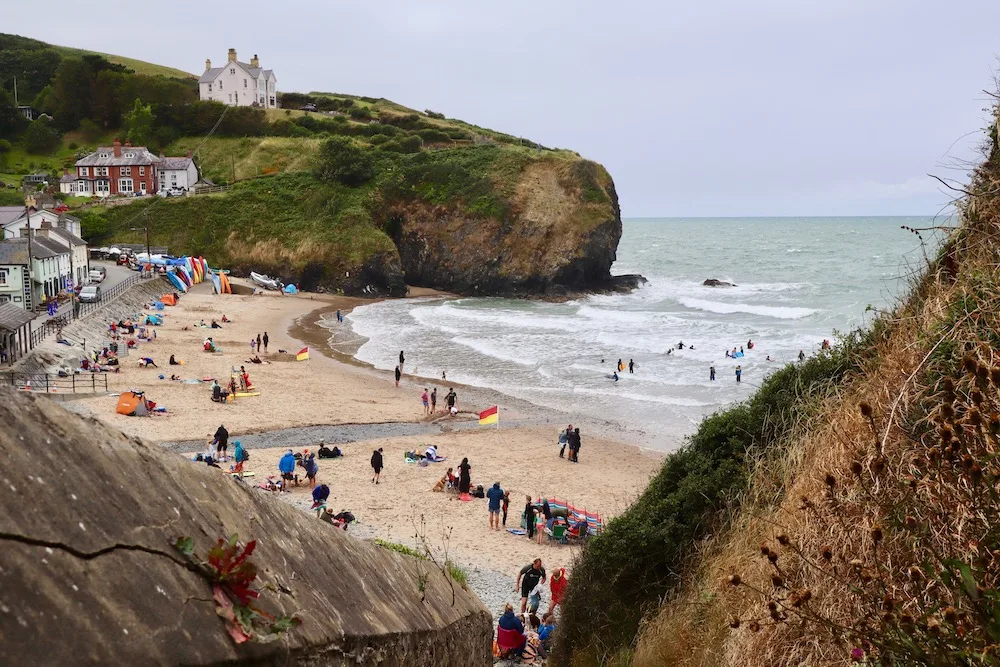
[221, 314, 231, 323]
[211, 319, 222, 329]
[318, 442, 342, 459]
[204, 338, 216, 352]
[169, 354, 180, 365]
[497, 604, 526, 653]
[197, 319, 207, 327]
[278, 450, 298, 490]
[170, 374, 181, 381]
[246, 355, 263, 364]
[424, 444, 443, 462]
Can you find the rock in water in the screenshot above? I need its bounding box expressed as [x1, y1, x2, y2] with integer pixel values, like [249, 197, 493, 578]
[0, 389, 491, 665]
[703, 279, 736, 287]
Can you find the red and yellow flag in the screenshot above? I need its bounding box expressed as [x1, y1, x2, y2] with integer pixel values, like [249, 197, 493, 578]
[296, 347, 309, 361]
[479, 405, 499, 425]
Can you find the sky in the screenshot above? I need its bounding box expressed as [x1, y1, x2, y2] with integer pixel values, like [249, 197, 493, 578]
[7, 0, 1000, 217]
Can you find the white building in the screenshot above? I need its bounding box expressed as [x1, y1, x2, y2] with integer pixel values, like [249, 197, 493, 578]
[157, 154, 199, 192]
[199, 49, 277, 108]
[0, 240, 30, 308]
[2, 208, 83, 240]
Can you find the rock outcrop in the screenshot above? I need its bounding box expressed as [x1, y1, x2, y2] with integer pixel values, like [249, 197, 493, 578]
[703, 278, 736, 287]
[389, 159, 628, 296]
[0, 389, 492, 665]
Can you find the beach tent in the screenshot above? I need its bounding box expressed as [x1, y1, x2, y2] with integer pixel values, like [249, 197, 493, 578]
[116, 391, 154, 416]
[161, 294, 177, 306]
[283, 284, 298, 295]
[539, 498, 603, 536]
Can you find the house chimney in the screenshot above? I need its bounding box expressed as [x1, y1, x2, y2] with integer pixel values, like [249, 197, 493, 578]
[124, 140, 132, 148]
[113, 138, 122, 157]
[186, 149, 193, 159]
[205, 58, 212, 71]
[228, 48, 237, 62]
[250, 54, 259, 68]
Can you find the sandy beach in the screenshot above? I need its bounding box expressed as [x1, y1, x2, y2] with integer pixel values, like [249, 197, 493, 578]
[68, 280, 662, 580]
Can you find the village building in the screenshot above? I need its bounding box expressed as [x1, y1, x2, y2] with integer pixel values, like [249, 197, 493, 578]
[199, 49, 277, 108]
[69, 139, 161, 197]
[157, 153, 199, 192]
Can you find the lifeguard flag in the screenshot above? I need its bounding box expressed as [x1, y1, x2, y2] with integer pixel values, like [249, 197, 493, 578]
[479, 405, 499, 425]
[296, 347, 309, 361]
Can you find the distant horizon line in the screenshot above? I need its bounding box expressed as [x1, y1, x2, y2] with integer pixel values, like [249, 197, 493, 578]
[622, 214, 944, 220]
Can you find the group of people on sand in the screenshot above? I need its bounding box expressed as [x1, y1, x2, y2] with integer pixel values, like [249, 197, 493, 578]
[495, 559, 567, 662]
[419, 386, 460, 416]
[557, 425, 582, 462]
[249, 331, 269, 354]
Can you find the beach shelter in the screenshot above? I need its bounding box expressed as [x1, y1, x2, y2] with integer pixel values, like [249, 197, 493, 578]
[116, 391, 153, 416]
[161, 294, 177, 306]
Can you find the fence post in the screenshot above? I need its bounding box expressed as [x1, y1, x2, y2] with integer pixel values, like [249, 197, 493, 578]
[45, 374, 49, 394]
[72, 374, 76, 393]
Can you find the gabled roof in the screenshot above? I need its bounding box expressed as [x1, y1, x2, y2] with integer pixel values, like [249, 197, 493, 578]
[199, 59, 272, 83]
[30, 236, 69, 259]
[76, 147, 161, 167]
[0, 239, 29, 266]
[160, 157, 193, 170]
[48, 229, 87, 247]
[59, 173, 76, 183]
[199, 67, 226, 83]
[0, 302, 34, 332]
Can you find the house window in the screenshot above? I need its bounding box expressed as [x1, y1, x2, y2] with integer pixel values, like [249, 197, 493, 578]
[139, 166, 145, 176]
[99, 152, 110, 158]
[208, 83, 213, 92]
[118, 178, 133, 193]
[0, 269, 8, 286]
[158, 171, 165, 180]
[96, 181, 109, 194]
[229, 94, 233, 103]
[219, 81, 223, 90]
[244, 79, 247, 88]
[124, 152, 135, 158]
[230, 68, 235, 75]
[122, 167, 131, 176]
[96, 167, 108, 177]
[79, 167, 89, 176]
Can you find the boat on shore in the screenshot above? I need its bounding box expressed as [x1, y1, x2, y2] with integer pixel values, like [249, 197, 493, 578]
[250, 272, 282, 290]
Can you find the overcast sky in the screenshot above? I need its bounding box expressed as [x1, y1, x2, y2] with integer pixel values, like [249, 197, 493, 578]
[8, 1, 1000, 217]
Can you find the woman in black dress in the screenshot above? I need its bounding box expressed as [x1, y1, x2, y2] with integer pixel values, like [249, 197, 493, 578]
[458, 457, 472, 495]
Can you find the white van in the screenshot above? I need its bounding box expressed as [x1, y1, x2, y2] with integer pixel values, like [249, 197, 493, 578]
[88, 269, 105, 283]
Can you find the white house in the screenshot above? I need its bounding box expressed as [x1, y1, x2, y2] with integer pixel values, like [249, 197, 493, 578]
[2, 208, 83, 241]
[199, 48, 277, 108]
[157, 153, 199, 192]
[0, 240, 30, 308]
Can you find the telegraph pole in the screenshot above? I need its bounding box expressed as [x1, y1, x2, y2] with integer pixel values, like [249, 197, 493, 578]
[24, 200, 34, 310]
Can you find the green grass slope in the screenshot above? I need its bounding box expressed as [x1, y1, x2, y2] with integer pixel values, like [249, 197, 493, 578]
[51, 45, 195, 79]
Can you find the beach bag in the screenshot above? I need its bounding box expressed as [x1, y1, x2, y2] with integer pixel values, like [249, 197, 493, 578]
[473, 485, 485, 498]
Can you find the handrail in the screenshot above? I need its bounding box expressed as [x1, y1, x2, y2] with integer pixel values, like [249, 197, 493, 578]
[0, 372, 109, 393]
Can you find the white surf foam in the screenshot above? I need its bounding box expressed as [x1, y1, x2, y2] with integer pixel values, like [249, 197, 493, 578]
[677, 297, 817, 320]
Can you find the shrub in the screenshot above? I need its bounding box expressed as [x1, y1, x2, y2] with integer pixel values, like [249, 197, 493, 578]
[553, 334, 875, 666]
[379, 135, 422, 154]
[348, 106, 373, 121]
[24, 117, 60, 154]
[417, 128, 452, 144]
[368, 133, 391, 146]
[424, 109, 445, 119]
[373, 539, 426, 560]
[315, 135, 375, 186]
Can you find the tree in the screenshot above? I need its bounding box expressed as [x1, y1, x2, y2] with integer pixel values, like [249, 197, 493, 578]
[23, 117, 60, 154]
[47, 57, 95, 131]
[123, 98, 153, 146]
[0, 88, 25, 138]
[0, 138, 12, 170]
[315, 136, 376, 186]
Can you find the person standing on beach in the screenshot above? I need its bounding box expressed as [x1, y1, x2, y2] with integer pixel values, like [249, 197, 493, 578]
[430, 387, 437, 414]
[262, 332, 269, 353]
[256, 333, 262, 353]
[446, 388, 458, 414]
[558, 424, 572, 458]
[486, 482, 505, 530]
[394, 365, 401, 387]
[502, 490, 511, 526]
[524, 495, 536, 539]
[628, 359, 634, 374]
[303, 451, 319, 489]
[371, 447, 384, 484]
[568, 428, 581, 463]
[458, 457, 472, 499]
[421, 388, 430, 415]
[548, 568, 568, 614]
[212, 424, 229, 460]
[798, 350, 806, 361]
[710, 365, 716, 381]
[736, 365, 742, 383]
[399, 350, 405, 369]
[336, 309, 342, 323]
[232, 440, 246, 479]
[250, 338, 256, 354]
[617, 358, 623, 372]
[516, 558, 546, 614]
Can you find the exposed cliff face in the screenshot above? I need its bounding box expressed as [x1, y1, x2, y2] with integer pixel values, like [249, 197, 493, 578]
[0, 389, 492, 665]
[388, 158, 625, 296]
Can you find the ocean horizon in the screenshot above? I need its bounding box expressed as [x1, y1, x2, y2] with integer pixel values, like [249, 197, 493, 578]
[329, 216, 952, 450]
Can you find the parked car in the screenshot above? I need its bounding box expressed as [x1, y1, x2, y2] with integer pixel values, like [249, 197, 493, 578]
[94, 266, 107, 279]
[79, 285, 102, 303]
[300, 103, 318, 112]
[88, 269, 105, 283]
[159, 187, 186, 197]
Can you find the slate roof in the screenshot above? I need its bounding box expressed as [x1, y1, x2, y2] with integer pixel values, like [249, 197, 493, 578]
[0, 239, 29, 265]
[0, 207, 24, 228]
[29, 236, 69, 259]
[199, 60, 275, 83]
[0, 302, 34, 331]
[48, 229, 87, 247]
[160, 157, 193, 170]
[59, 173, 76, 183]
[76, 147, 161, 167]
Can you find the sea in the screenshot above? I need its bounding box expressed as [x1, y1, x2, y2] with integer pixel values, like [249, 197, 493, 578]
[324, 217, 949, 451]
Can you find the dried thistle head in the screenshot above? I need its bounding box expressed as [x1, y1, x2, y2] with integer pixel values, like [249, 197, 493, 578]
[977, 365, 990, 384]
[729, 617, 740, 629]
[970, 464, 984, 484]
[824, 473, 837, 489]
[908, 566, 924, 582]
[963, 354, 979, 375]
[767, 600, 778, 612]
[991, 413, 1000, 433]
[941, 403, 955, 420]
[728, 574, 742, 586]
[881, 595, 895, 611]
[749, 621, 760, 633]
[850, 460, 863, 476]
[991, 367, 1000, 385]
[971, 391, 985, 406]
[759, 542, 770, 556]
[771, 574, 785, 588]
[859, 401, 873, 418]
[871, 525, 883, 545]
[943, 606, 958, 623]
[776, 534, 790, 546]
[872, 457, 886, 475]
[767, 551, 779, 564]
[821, 545, 833, 561]
[943, 377, 955, 393]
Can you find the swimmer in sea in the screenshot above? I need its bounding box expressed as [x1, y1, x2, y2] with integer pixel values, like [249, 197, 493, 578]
[612, 371, 619, 382]
[766, 355, 773, 362]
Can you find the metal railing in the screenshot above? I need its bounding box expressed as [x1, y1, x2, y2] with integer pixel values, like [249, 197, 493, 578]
[0, 372, 109, 393]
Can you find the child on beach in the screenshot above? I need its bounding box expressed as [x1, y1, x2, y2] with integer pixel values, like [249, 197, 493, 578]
[421, 388, 430, 415]
[250, 338, 256, 354]
[394, 365, 401, 387]
[371, 447, 384, 484]
[536, 510, 546, 545]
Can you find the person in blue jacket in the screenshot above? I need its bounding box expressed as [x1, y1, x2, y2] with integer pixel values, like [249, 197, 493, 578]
[278, 449, 298, 490]
[311, 483, 330, 509]
[497, 604, 526, 652]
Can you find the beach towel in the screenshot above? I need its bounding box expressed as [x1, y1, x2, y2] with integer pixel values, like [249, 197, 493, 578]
[506, 528, 527, 536]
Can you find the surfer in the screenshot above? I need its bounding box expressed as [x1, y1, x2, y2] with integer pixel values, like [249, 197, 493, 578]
[666, 349, 673, 356]
[766, 355, 773, 362]
[798, 350, 806, 362]
[612, 371, 619, 382]
[747, 339, 754, 350]
[735, 365, 742, 383]
[628, 359, 634, 374]
[710, 365, 716, 381]
[617, 359, 624, 372]
[677, 341, 685, 350]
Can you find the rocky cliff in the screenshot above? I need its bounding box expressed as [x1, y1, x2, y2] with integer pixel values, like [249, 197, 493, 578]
[0, 389, 492, 665]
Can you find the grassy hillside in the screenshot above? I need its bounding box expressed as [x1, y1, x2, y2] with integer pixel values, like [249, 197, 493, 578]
[51, 44, 195, 79]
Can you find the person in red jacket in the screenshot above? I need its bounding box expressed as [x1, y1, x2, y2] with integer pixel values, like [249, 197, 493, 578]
[548, 567, 568, 614]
